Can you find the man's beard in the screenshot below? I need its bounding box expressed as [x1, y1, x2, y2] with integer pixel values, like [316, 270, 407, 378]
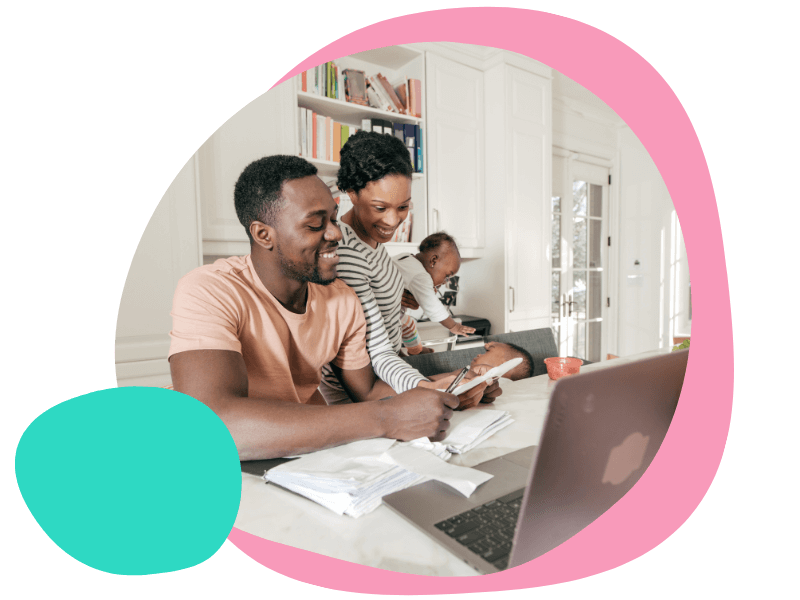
[276, 245, 336, 286]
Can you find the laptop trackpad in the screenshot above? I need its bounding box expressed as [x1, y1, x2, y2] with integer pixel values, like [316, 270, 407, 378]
[499, 445, 538, 470]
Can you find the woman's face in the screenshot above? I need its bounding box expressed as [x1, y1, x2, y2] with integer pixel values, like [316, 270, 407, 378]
[347, 174, 411, 247]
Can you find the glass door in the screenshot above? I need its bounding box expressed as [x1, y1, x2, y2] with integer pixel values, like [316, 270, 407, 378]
[551, 156, 609, 361]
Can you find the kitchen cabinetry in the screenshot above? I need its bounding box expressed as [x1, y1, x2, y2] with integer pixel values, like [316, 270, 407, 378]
[425, 52, 485, 254]
[457, 60, 552, 335]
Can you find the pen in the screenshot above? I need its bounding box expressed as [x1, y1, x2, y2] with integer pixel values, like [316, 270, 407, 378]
[445, 367, 470, 394]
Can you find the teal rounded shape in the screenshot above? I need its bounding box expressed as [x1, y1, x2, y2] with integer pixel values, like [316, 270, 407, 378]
[15, 387, 241, 575]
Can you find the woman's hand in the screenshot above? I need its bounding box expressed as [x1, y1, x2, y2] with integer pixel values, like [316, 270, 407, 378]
[401, 290, 420, 310]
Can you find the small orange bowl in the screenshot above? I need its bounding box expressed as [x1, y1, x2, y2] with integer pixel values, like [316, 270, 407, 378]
[544, 357, 583, 380]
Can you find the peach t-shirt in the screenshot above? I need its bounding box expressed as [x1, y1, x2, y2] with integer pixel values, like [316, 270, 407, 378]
[168, 255, 371, 404]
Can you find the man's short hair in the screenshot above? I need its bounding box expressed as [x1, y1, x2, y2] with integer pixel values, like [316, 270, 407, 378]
[419, 231, 459, 256]
[234, 155, 318, 243]
[503, 342, 535, 381]
[337, 130, 413, 194]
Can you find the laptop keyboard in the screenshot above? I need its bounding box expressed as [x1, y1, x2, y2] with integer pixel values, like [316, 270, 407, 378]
[434, 487, 525, 571]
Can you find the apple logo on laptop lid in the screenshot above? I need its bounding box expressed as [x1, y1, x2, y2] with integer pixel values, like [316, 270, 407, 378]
[602, 432, 650, 485]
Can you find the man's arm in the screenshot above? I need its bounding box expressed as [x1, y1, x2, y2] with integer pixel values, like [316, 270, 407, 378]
[332, 362, 491, 408]
[170, 349, 458, 460]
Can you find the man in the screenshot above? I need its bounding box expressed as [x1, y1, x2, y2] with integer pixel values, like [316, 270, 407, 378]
[169, 155, 498, 460]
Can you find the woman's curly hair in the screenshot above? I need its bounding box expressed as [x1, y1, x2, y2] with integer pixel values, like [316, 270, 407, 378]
[337, 130, 413, 193]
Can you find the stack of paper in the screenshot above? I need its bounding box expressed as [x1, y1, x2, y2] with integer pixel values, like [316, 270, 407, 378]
[404, 409, 514, 458]
[264, 409, 513, 518]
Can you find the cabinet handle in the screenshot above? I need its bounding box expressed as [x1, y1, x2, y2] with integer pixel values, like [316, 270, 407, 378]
[510, 287, 515, 313]
[432, 208, 439, 233]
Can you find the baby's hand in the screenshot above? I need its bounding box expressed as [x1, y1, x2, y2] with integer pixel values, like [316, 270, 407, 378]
[449, 323, 476, 336]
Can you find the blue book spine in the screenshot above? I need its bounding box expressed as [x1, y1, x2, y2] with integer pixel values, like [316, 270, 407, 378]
[414, 125, 422, 173]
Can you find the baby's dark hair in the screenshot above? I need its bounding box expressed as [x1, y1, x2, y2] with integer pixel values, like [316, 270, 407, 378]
[419, 231, 459, 257]
[503, 342, 535, 381]
[337, 130, 413, 193]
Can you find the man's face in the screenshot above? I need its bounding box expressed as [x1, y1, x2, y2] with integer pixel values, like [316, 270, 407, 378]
[272, 175, 342, 285]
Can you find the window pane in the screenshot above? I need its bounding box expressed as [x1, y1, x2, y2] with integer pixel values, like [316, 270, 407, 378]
[572, 271, 586, 319]
[551, 271, 560, 315]
[589, 271, 602, 319]
[589, 183, 602, 218]
[572, 181, 587, 216]
[573, 217, 586, 268]
[551, 213, 561, 269]
[552, 195, 561, 213]
[589, 219, 602, 268]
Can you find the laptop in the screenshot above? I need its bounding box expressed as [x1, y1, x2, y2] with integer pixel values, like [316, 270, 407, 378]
[383, 349, 688, 574]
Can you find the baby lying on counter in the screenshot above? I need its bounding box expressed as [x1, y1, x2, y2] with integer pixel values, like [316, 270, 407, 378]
[428, 341, 535, 390]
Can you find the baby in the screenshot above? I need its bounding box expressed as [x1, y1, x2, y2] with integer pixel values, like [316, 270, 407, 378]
[426, 342, 534, 407]
[468, 341, 534, 381]
[393, 232, 475, 354]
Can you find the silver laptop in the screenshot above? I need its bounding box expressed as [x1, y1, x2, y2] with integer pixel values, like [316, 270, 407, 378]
[383, 349, 688, 574]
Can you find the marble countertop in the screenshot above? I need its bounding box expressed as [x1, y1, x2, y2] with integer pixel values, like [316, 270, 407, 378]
[233, 348, 670, 576]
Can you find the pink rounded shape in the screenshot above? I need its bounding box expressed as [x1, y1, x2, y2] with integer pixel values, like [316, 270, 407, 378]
[228, 7, 733, 594]
[544, 357, 583, 380]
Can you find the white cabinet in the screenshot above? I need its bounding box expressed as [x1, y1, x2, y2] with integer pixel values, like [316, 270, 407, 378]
[198, 82, 296, 258]
[115, 156, 202, 386]
[456, 60, 552, 336]
[425, 53, 485, 253]
[504, 66, 552, 331]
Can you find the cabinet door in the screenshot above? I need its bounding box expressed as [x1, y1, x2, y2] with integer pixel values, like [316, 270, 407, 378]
[115, 156, 202, 386]
[506, 66, 552, 331]
[198, 80, 296, 253]
[426, 53, 484, 249]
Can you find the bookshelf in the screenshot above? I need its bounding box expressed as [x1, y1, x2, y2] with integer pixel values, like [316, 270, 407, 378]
[292, 45, 427, 256]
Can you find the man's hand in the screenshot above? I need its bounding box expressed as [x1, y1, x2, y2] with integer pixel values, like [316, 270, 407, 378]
[401, 290, 420, 310]
[418, 374, 488, 411]
[378, 387, 459, 442]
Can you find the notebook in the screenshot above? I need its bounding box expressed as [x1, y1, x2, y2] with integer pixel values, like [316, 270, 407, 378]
[383, 350, 688, 573]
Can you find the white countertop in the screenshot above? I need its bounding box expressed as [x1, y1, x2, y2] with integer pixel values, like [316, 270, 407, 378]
[233, 348, 670, 576]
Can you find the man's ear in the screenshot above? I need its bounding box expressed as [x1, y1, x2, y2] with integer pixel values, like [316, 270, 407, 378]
[250, 221, 276, 251]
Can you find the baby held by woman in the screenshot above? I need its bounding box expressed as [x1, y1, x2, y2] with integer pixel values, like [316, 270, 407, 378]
[393, 232, 475, 354]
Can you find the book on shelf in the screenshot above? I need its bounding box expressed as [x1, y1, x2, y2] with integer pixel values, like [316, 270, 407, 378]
[299, 108, 308, 157]
[415, 124, 423, 173]
[343, 69, 368, 105]
[333, 122, 341, 163]
[302, 62, 346, 100]
[394, 81, 408, 112]
[403, 123, 415, 169]
[392, 122, 405, 143]
[368, 75, 399, 113]
[376, 73, 405, 114]
[408, 78, 422, 118]
[300, 112, 363, 161]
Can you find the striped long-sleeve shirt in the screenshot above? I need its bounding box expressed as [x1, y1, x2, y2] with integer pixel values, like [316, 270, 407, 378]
[320, 222, 427, 395]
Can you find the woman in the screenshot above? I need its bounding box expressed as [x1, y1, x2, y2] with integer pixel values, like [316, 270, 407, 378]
[318, 131, 447, 404]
